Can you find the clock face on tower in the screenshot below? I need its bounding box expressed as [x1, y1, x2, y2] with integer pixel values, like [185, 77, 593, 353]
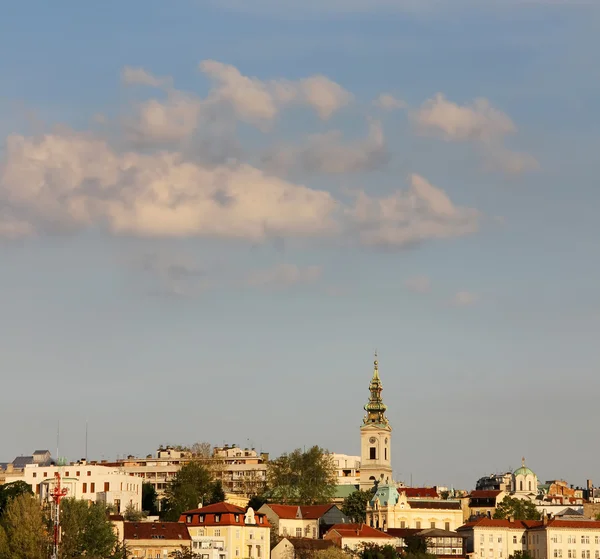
[369, 437, 377, 444]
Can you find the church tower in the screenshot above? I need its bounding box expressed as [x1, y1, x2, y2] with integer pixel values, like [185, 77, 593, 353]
[359, 354, 393, 490]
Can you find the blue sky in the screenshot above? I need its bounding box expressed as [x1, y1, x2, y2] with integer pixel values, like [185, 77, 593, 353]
[1, 0, 599, 489]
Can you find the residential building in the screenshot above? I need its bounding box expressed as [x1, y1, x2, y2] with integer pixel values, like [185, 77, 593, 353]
[181, 502, 271, 559]
[271, 538, 335, 559]
[467, 491, 506, 521]
[259, 504, 350, 539]
[388, 527, 467, 557]
[359, 355, 393, 490]
[476, 474, 513, 493]
[324, 523, 396, 552]
[212, 445, 268, 497]
[123, 522, 191, 558]
[330, 454, 361, 486]
[3, 461, 142, 512]
[458, 515, 600, 559]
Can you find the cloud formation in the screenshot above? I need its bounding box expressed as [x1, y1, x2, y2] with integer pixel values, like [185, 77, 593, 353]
[405, 275, 431, 293]
[199, 60, 353, 126]
[121, 67, 172, 89]
[347, 174, 479, 248]
[374, 93, 408, 111]
[262, 119, 387, 175]
[413, 93, 538, 174]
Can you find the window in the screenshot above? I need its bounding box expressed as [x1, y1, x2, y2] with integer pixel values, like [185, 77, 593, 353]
[513, 536, 518, 544]
[481, 536, 485, 544]
[385, 448, 387, 460]
[596, 537, 600, 545]
[370, 447, 376, 460]
[215, 514, 221, 523]
[296, 528, 302, 538]
[554, 552, 559, 558]
[33, 473, 37, 478]
[312, 527, 317, 538]
[186, 515, 192, 523]
[445, 522, 450, 531]
[529, 481, 532, 491]
[44, 472, 47, 478]
[104, 482, 109, 491]
[235, 514, 240, 522]
[401, 521, 406, 529]
[431, 522, 436, 529]
[87, 471, 91, 476]
[257, 546, 262, 558]
[582, 536, 590, 545]
[558, 551, 563, 558]
[199, 515, 205, 523]
[498, 536, 503, 543]
[214, 529, 221, 537]
[416, 522, 421, 529]
[520, 481, 523, 491]
[90, 483, 95, 493]
[480, 549, 485, 557]
[76, 471, 80, 476]
[236, 549, 240, 557]
[500, 552, 503, 558]
[594, 552, 599, 559]
[83, 483, 87, 493]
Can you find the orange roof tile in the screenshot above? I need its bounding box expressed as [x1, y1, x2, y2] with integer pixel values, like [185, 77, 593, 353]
[124, 522, 191, 541]
[326, 523, 395, 539]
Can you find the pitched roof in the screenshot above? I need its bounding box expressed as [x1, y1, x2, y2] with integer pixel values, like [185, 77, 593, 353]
[334, 485, 359, 499]
[403, 488, 439, 499]
[183, 502, 245, 515]
[535, 519, 600, 530]
[124, 522, 191, 541]
[11, 456, 34, 469]
[266, 504, 336, 520]
[458, 518, 542, 530]
[408, 500, 462, 510]
[470, 490, 502, 499]
[326, 523, 395, 539]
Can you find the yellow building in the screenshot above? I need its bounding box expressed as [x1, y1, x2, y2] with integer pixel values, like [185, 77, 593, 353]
[181, 502, 271, 559]
[123, 522, 191, 558]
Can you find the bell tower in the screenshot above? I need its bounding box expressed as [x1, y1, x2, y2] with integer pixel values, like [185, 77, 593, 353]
[359, 353, 393, 490]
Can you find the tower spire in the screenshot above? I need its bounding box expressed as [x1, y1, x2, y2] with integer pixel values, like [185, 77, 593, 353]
[363, 352, 388, 426]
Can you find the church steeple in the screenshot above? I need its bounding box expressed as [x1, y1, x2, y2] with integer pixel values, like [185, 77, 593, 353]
[363, 352, 389, 426]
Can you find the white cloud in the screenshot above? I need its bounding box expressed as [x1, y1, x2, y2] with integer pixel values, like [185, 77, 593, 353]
[413, 93, 538, 175]
[121, 67, 172, 88]
[451, 290, 479, 306]
[262, 119, 387, 175]
[405, 275, 431, 294]
[246, 263, 322, 288]
[199, 60, 352, 126]
[414, 93, 516, 143]
[374, 93, 408, 111]
[125, 93, 202, 144]
[347, 173, 480, 248]
[0, 131, 337, 240]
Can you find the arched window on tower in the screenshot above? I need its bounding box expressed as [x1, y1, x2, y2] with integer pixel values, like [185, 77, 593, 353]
[370, 447, 376, 460]
[529, 481, 532, 491]
[520, 480, 523, 491]
[385, 448, 387, 460]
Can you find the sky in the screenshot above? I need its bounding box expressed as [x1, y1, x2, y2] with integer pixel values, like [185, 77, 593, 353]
[1, 0, 599, 490]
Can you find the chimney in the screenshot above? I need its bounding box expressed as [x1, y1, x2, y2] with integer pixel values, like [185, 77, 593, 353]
[543, 512, 548, 526]
[508, 516, 514, 523]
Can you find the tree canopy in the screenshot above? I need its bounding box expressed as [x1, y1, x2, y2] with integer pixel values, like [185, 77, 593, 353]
[493, 497, 541, 521]
[267, 446, 336, 505]
[142, 482, 159, 516]
[161, 461, 214, 521]
[0, 494, 48, 559]
[342, 490, 371, 523]
[59, 498, 117, 558]
[0, 481, 33, 517]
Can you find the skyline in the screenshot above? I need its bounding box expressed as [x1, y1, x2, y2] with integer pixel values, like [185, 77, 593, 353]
[1, 0, 599, 490]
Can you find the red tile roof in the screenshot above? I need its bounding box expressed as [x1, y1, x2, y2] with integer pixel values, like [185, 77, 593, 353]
[180, 502, 270, 527]
[266, 504, 336, 520]
[469, 490, 502, 499]
[402, 488, 439, 499]
[325, 523, 396, 539]
[124, 522, 191, 541]
[458, 518, 542, 530]
[538, 519, 600, 530]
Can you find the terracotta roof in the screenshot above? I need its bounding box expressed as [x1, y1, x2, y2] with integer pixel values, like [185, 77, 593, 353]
[458, 518, 542, 530]
[183, 502, 245, 514]
[535, 519, 600, 530]
[403, 488, 439, 499]
[326, 523, 395, 539]
[386, 528, 422, 538]
[266, 504, 336, 520]
[470, 490, 502, 499]
[124, 522, 191, 541]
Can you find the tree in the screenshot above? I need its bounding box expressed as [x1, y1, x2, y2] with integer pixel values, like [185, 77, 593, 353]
[161, 462, 213, 521]
[142, 482, 159, 516]
[59, 498, 117, 558]
[247, 494, 268, 511]
[0, 494, 48, 559]
[342, 490, 371, 523]
[313, 549, 352, 559]
[403, 536, 429, 555]
[359, 543, 398, 559]
[169, 547, 201, 558]
[0, 480, 33, 516]
[267, 446, 336, 505]
[190, 442, 212, 459]
[493, 497, 541, 521]
[124, 502, 146, 521]
[509, 552, 534, 559]
[207, 480, 225, 505]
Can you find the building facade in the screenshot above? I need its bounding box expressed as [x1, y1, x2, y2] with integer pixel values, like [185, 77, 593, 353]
[181, 502, 271, 559]
[330, 453, 361, 486]
[259, 504, 349, 539]
[324, 523, 396, 551]
[123, 522, 191, 558]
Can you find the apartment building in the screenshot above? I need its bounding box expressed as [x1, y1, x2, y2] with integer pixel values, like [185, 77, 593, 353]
[4, 461, 142, 512]
[458, 516, 600, 559]
[181, 502, 271, 559]
[259, 504, 350, 539]
[330, 453, 361, 486]
[123, 522, 191, 558]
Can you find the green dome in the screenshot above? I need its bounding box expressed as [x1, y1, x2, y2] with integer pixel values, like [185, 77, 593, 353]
[514, 466, 535, 476]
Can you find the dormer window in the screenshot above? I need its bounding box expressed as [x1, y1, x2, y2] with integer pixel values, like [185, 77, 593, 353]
[215, 514, 221, 522]
[199, 514, 205, 523]
[235, 514, 240, 522]
[259, 517, 264, 524]
[186, 515, 192, 524]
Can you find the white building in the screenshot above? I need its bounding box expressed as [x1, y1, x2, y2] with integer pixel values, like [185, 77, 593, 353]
[4, 461, 142, 513]
[330, 453, 361, 486]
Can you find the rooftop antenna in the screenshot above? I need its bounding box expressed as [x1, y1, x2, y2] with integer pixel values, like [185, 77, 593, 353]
[85, 420, 88, 462]
[56, 421, 60, 461]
